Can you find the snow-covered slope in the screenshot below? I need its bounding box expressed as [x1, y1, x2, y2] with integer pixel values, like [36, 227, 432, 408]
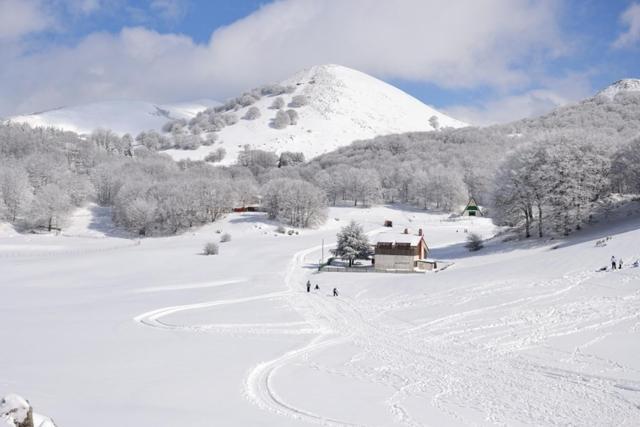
[166, 64, 467, 163]
[7, 99, 219, 136]
[596, 78, 640, 100]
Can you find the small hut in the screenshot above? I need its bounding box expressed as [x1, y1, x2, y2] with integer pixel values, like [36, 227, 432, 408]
[461, 198, 482, 217]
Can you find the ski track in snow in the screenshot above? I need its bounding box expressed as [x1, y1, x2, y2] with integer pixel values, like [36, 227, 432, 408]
[134, 241, 640, 426]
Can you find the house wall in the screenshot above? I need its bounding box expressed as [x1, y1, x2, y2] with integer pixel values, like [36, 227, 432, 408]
[374, 254, 417, 271]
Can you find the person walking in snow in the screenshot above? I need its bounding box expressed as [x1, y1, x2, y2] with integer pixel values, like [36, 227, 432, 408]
[611, 256, 617, 270]
[619, 259, 623, 269]
[333, 287, 339, 297]
[306, 280, 311, 293]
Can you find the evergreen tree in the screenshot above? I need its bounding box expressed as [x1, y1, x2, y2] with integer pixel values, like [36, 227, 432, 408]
[332, 221, 370, 266]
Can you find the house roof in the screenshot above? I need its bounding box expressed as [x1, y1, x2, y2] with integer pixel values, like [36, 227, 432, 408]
[372, 232, 424, 246]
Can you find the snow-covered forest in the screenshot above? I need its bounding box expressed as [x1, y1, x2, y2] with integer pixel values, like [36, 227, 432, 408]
[1, 84, 639, 238]
[0, 124, 326, 235]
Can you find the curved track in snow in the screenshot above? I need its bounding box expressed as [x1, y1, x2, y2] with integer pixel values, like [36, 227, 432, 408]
[135, 241, 640, 426]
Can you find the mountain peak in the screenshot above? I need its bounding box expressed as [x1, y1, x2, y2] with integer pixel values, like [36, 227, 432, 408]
[596, 78, 640, 100]
[166, 64, 467, 163]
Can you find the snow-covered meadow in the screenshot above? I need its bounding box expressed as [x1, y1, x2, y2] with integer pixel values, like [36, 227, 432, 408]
[2, 204, 640, 426]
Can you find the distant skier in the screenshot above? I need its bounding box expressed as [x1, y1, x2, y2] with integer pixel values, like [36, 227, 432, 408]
[306, 280, 311, 293]
[314, 284, 320, 291]
[611, 256, 617, 270]
[333, 287, 339, 297]
[619, 259, 623, 269]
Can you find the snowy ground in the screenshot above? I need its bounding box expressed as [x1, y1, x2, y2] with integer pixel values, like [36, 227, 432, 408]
[1, 204, 640, 426]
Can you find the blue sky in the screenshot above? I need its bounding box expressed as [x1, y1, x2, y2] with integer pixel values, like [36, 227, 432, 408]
[1, 0, 640, 124]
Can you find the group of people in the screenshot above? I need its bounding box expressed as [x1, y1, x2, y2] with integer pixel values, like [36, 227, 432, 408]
[306, 280, 339, 296]
[609, 256, 640, 270]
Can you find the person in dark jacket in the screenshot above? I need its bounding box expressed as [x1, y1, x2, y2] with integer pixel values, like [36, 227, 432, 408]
[306, 280, 311, 292]
[333, 287, 339, 297]
[611, 256, 617, 270]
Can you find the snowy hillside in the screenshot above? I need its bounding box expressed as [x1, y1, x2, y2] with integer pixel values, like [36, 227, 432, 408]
[165, 64, 467, 163]
[6, 99, 219, 136]
[596, 78, 640, 100]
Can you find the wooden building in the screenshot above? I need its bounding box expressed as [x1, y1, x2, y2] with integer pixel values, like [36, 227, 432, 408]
[372, 229, 432, 272]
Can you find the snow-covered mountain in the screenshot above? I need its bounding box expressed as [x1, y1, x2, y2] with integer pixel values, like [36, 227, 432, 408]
[165, 64, 467, 163]
[596, 78, 640, 100]
[6, 99, 219, 136]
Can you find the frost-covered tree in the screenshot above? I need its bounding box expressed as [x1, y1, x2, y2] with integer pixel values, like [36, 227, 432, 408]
[344, 168, 381, 207]
[0, 165, 32, 222]
[30, 183, 71, 231]
[289, 95, 309, 108]
[91, 162, 124, 206]
[270, 96, 285, 109]
[243, 106, 261, 120]
[204, 147, 226, 163]
[272, 109, 291, 129]
[233, 179, 259, 209]
[223, 113, 238, 126]
[429, 115, 440, 130]
[261, 178, 327, 227]
[202, 132, 218, 146]
[237, 147, 279, 175]
[332, 221, 370, 266]
[610, 137, 640, 193]
[172, 134, 202, 150]
[278, 151, 305, 167]
[465, 232, 484, 251]
[121, 198, 157, 236]
[286, 109, 299, 125]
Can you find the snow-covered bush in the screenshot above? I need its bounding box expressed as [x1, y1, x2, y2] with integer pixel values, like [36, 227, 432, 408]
[223, 113, 238, 126]
[237, 93, 259, 107]
[202, 132, 218, 146]
[278, 151, 305, 167]
[261, 84, 287, 96]
[286, 109, 299, 125]
[289, 95, 308, 108]
[243, 106, 261, 120]
[429, 115, 440, 130]
[136, 130, 173, 151]
[270, 97, 285, 109]
[272, 109, 291, 129]
[204, 242, 219, 255]
[204, 147, 226, 163]
[465, 233, 484, 251]
[208, 113, 227, 131]
[220, 233, 231, 242]
[173, 134, 202, 150]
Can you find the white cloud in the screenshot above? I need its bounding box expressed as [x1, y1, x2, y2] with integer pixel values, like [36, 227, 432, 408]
[444, 74, 593, 125]
[1, 0, 567, 118]
[150, 0, 188, 23]
[613, 2, 640, 49]
[0, 0, 54, 40]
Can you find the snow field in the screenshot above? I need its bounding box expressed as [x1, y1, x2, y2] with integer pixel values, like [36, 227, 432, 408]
[1, 205, 639, 425]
